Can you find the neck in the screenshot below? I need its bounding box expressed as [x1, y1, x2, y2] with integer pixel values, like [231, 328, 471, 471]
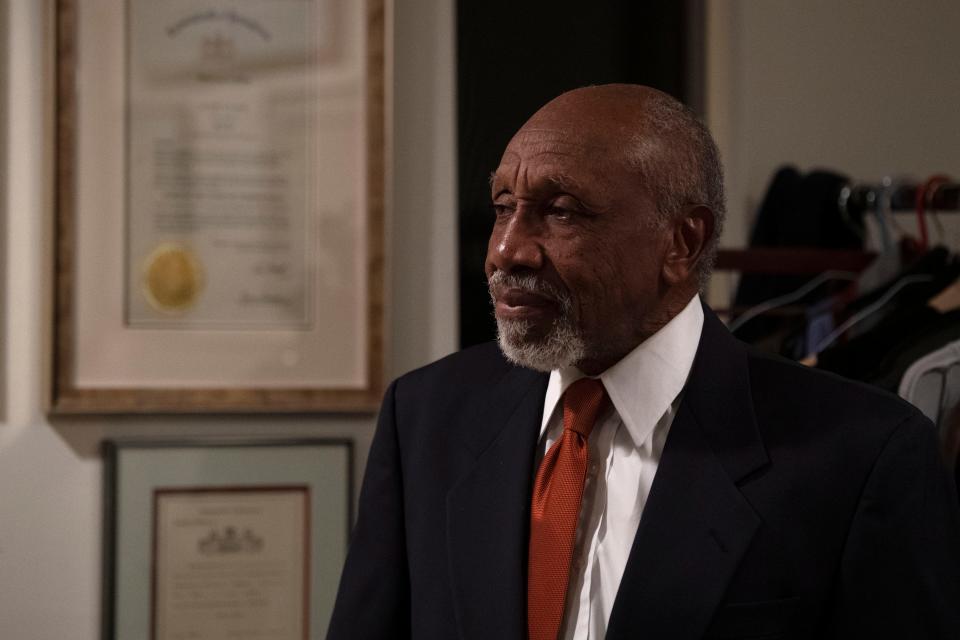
[575, 292, 698, 376]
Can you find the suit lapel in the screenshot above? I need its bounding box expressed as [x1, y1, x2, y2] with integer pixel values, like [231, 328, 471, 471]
[446, 364, 548, 640]
[607, 305, 769, 640]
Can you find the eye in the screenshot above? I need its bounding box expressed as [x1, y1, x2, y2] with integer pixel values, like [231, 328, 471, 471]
[491, 203, 515, 218]
[545, 206, 574, 220]
[544, 196, 583, 220]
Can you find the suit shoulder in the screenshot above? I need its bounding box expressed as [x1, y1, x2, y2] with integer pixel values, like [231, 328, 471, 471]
[385, 342, 545, 447]
[745, 346, 923, 429]
[393, 341, 515, 398]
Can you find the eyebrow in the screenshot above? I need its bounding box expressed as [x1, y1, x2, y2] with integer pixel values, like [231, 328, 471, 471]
[488, 170, 585, 195]
[545, 173, 583, 193]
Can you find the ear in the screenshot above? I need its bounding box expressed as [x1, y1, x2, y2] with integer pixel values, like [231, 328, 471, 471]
[662, 205, 715, 286]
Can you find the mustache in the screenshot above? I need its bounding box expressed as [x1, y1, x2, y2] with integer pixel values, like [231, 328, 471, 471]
[487, 271, 572, 307]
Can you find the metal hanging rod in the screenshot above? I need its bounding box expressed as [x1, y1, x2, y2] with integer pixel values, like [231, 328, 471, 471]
[841, 181, 960, 213]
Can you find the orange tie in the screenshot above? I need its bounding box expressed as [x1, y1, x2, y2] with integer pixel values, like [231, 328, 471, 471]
[527, 378, 610, 640]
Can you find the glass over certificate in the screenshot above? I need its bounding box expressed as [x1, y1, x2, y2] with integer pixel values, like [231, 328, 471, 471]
[152, 487, 310, 640]
[126, 1, 337, 328]
[55, 0, 382, 410]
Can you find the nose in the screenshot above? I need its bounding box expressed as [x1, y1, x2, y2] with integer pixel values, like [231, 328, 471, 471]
[486, 210, 544, 275]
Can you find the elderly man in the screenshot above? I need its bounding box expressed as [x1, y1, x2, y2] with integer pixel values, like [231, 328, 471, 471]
[328, 85, 960, 639]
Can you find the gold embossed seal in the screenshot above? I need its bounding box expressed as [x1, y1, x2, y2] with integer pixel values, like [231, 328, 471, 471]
[142, 243, 204, 313]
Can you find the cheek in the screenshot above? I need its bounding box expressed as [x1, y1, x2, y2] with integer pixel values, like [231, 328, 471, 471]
[573, 243, 659, 312]
[559, 250, 627, 315]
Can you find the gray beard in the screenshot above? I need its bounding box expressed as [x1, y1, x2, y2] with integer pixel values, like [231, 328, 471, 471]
[488, 272, 586, 372]
[495, 317, 587, 372]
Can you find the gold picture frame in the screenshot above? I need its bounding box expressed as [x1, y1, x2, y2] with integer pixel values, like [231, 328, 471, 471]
[52, 0, 386, 413]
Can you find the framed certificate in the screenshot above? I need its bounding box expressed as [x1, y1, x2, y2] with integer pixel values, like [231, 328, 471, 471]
[104, 439, 352, 640]
[52, 0, 386, 413]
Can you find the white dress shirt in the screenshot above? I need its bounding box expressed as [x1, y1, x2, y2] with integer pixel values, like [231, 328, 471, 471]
[537, 295, 704, 640]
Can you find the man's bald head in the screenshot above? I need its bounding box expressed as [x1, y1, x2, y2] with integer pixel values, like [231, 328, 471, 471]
[516, 84, 725, 285]
[488, 84, 723, 373]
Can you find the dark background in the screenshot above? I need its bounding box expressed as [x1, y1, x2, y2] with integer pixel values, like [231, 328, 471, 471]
[456, 1, 701, 348]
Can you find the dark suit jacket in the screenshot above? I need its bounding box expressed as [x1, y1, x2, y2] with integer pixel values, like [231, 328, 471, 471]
[328, 306, 960, 639]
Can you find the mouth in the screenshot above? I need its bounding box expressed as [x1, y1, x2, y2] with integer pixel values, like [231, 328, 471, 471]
[493, 288, 559, 321]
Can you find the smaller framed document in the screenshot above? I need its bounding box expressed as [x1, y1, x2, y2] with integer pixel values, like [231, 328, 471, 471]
[104, 439, 352, 640]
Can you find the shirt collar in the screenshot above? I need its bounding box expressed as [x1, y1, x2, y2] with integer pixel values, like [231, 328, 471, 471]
[539, 295, 704, 448]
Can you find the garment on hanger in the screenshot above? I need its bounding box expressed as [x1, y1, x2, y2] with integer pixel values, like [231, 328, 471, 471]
[813, 248, 960, 380]
[804, 296, 837, 357]
[866, 312, 960, 392]
[732, 166, 863, 344]
[817, 305, 960, 390]
[728, 270, 857, 334]
[898, 340, 960, 430]
[726, 173, 960, 377]
[850, 176, 906, 294]
[899, 341, 960, 499]
[840, 246, 954, 340]
[731, 277, 853, 360]
[749, 251, 953, 363]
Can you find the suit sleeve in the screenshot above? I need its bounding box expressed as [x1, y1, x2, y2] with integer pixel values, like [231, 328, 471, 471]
[327, 380, 411, 639]
[829, 413, 960, 638]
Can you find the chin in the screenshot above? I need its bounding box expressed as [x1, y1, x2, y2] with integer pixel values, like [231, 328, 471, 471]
[495, 317, 586, 372]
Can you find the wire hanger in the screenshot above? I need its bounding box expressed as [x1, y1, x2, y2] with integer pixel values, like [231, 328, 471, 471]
[809, 274, 935, 354]
[926, 176, 951, 245]
[915, 174, 951, 252]
[873, 178, 897, 252]
[837, 183, 866, 241]
[728, 270, 859, 333]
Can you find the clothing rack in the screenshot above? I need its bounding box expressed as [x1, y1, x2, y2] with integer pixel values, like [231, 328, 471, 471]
[715, 248, 876, 275]
[713, 176, 960, 282]
[842, 180, 960, 214]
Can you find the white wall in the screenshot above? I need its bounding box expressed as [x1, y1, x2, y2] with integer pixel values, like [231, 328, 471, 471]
[707, 0, 960, 251]
[0, 1, 457, 637]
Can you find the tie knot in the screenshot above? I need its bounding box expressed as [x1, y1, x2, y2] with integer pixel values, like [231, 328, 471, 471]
[562, 378, 609, 438]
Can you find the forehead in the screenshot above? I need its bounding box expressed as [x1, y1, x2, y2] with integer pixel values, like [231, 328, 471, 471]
[492, 127, 627, 192]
